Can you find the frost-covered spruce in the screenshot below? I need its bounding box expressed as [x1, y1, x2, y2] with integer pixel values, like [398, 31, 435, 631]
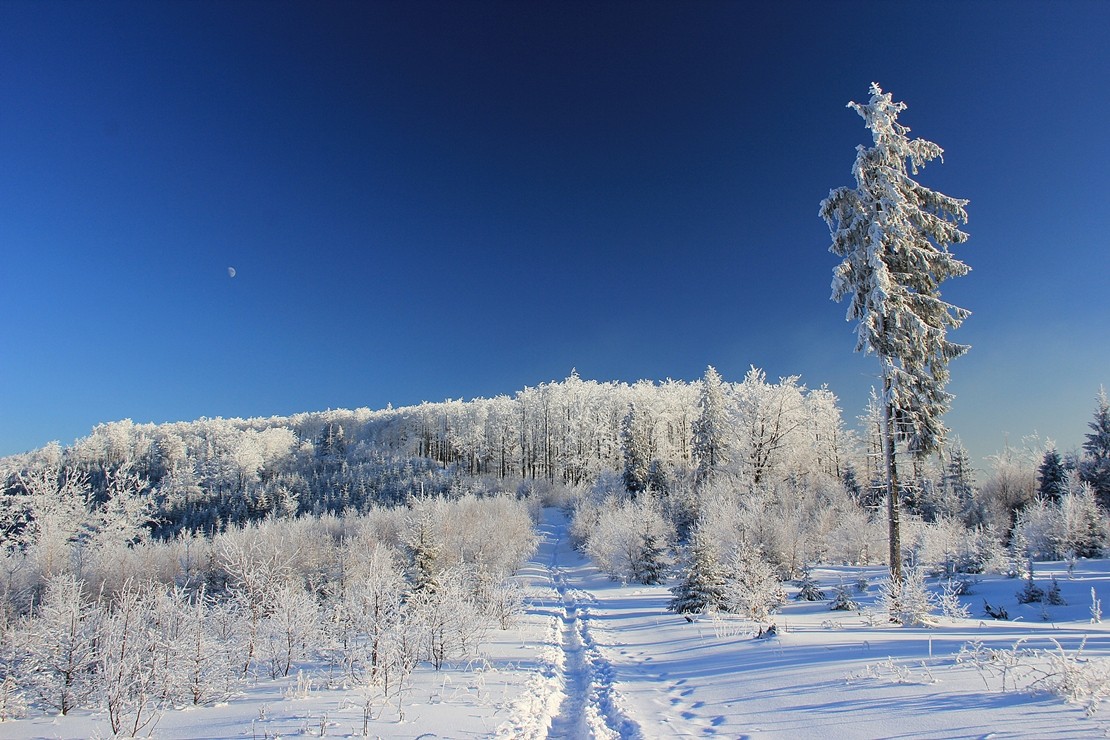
[1038, 448, 1069, 503]
[633, 530, 668, 585]
[1081, 388, 1110, 507]
[821, 83, 970, 584]
[404, 510, 441, 593]
[668, 528, 727, 617]
[691, 366, 729, 489]
[830, 583, 859, 611]
[794, 567, 826, 601]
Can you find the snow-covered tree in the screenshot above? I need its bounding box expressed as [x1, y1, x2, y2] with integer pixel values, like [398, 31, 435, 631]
[96, 579, 164, 737]
[1038, 447, 1069, 503]
[258, 581, 319, 679]
[18, 573, 98, 714]
[324, 540, 405, 682]
[691, 366, 729, 489]
[733, 368, 808, 488]
[168, 585, 229, 706]
[821, 83, 971, 583]
[722, 543, 786, 622]
[216, 534, 295, 677]
[668, 527, 728, 616]
[941, 438, 976, 522]
[585, 499, 672, 585]
[974, 440, 1039, 535]
[1081, 388, 1110, 507]
[620, 403, 652, 497]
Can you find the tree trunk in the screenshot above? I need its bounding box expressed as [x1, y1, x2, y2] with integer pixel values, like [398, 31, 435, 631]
[881, 372, 902, 584]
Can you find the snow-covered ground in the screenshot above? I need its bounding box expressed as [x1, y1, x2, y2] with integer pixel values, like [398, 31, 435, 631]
[508, 509, 1110, 739]
[6, 507, 1110, 738]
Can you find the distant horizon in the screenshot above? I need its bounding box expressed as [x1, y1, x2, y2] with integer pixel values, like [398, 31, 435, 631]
[3, 366, 1099, 473]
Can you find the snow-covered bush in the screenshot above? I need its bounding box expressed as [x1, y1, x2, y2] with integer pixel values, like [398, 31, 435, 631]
[879, 568, 936, 626]
[938, 579, 971, 619]
[722, 543, 786, 622]
[1018, 475, 1107, 561]
[821, 504, 886, 566]
[905, 516, 1004, 576]
[585, 498, 672, 584]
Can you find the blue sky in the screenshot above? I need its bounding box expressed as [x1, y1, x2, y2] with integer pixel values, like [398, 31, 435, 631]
[1, 1, 1107, 467]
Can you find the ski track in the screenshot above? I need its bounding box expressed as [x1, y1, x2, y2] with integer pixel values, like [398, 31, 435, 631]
[498, 509, 641, 740]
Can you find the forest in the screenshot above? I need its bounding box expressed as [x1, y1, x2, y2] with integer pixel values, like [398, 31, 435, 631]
[1, 367, 1108, 731]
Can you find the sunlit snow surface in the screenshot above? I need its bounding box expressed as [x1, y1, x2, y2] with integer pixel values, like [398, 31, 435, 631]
[4, 508, 1110, 738]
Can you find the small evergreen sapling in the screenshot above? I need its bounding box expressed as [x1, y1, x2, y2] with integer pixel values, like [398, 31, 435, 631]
[668, 530, 727, 618]
[1017, 568, 1045, 605]
[794, 567, 827, 601]
[830, 582, 859, 611]
[1046, 577, 1066, 606]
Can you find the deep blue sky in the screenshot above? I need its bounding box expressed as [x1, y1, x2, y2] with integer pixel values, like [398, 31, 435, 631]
[2, 1, 1107, 467]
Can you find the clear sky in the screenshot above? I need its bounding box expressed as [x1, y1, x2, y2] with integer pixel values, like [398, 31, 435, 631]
[1, 1, 1107, 467]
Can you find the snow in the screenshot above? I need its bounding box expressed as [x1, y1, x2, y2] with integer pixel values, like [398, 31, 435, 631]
[6, 509, 1110, 738]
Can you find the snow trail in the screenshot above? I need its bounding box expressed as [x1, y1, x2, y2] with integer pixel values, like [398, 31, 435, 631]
[497, 508, 641, 740]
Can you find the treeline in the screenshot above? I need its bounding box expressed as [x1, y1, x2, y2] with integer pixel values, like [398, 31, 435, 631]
[569, 386, 1110, 618]
[2, 371, 1107, 589]
[0, 368, 848, 538]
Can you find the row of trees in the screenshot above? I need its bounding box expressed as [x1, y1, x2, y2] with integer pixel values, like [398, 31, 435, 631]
[567, 383, 1110, 624]
[0, 493, 537, 728]
[0, 368, 851, 539]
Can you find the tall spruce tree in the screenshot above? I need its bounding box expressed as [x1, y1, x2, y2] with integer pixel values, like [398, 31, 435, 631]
[943, 438, 976, 523]
[821, 83, 970, 583]
[1081, 388, 1110, 508]
[691, 366, 729, 489]
[620, 403, 652, 497]
[1038, 447, 1068, 503]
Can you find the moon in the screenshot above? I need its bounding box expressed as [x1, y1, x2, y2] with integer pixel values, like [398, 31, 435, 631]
[228, 266, 236, 278]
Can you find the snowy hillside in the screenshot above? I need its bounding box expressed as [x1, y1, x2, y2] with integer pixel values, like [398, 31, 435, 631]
[5, 507, 1110, 738]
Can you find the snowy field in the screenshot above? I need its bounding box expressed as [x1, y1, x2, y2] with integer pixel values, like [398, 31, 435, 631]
[6, 507, 1110, 738]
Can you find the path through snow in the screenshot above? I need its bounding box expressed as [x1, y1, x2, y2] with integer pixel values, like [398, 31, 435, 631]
[501, 508, 1110, 739]
[497, 507, 640, 740]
